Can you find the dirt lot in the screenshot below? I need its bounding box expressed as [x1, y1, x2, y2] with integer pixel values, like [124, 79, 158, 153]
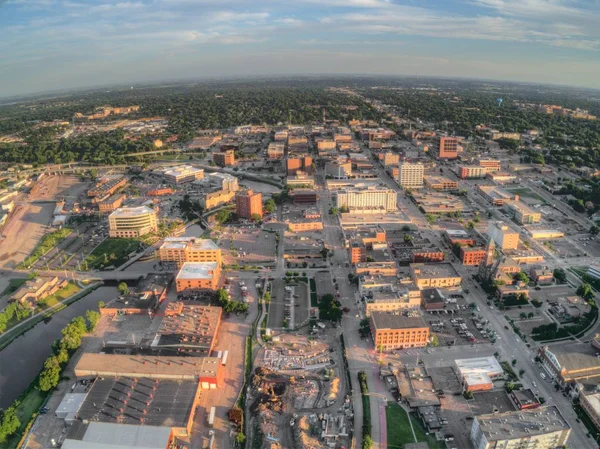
[28, 175, 89, 204]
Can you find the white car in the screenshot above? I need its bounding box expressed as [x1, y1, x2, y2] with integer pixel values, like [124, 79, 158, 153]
[540, 372, 546, 380]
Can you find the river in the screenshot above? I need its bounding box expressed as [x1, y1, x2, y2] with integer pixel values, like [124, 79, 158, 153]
[0, 286, 114, 408]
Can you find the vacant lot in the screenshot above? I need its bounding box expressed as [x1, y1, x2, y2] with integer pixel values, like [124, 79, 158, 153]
[505, 187, 547, 205]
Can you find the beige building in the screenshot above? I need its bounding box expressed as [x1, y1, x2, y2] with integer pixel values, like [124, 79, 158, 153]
[365, 287, 421, 316]
[409, 263, 462, 289]
[336, 186, 397, 212]
[267, 142, 285, 159]
[161, 165, 204, 184]
[158, 237, 222, 269]
[398, 163, 424, 189]
[487, 221, 520, 250]
[382, 152, 400, 166]
[581, 392, 600, 431]
[108, 206, 158, 238]
[470, 406, 570, 449]
[503, 200, 542, 224]
[200, 190, 235, 209]
[423, 175, 458, 191]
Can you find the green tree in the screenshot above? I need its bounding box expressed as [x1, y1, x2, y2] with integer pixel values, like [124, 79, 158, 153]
[98, 301, 105, 309]
[215, 209, 232, 224]
[553, 268, 567, 284]
[425, 213, 436, 224]
[264, 199, 276, 214]
[235, 432, 246, 445]
[85, 310, 101, 332]
[514, 272, 530, 284]
[250, 213, 262, 222]
[403, 234, 412, 243]
[215, 288, 230, 305]
[318, 294, 343, 322]
[431, 334, 440, 347]
[577, 283, 595, 301]
[329, 207, 339, 216]
[590, 225, 599, 236]
[117, 282, 129, 295]
[39, 355, 61, 391]
[0, 407, 20, 444]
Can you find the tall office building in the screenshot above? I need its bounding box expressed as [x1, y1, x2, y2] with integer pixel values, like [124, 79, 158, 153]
[108, 206, 158, 238]
[487, 221, 520, 250]
[437, 137, 458, 159]
[398, 163, 424, 189]
[235, 189, 263, 219]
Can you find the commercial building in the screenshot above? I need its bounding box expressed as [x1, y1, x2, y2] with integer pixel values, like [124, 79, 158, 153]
[436, 137, 459, 159]
[75, 354, 223, 386]
[530, 267, 554, 285]
[444, 229, 476, 246]
[286, 155, 313, 175]
[154, 302, 221, 355]
[459, 165, 486, 179]
[98, 193, 126, 213]
[364, 287, 421, 316]
[88, 176, 127, 198]
[424, 175, 458, 191]
[286, 173, 315, 188]
[213, 149, 235, 166]
[409, 263, 462, 289]
[460, 247, 487, 266]
[235, 189, 263, 219]
[487, 221, 520, 250]
[175, 262, 221, 292]
[411, 249, 445, 263]
[503, 200, 542, 225]
[9, 276, 69, 307]
[108, 206, 158, 238]
[398, 163, 424, 189]
[325, 160, 352, 179]
[477, 185, 519, 206]
[161, 165, 204, 184]
[476, 159, 501, 173]
[538, 345, 600, 386]
[580, 392, 600, 431]
[158, 237, 221, 269]
[410, 191, 464, 214]
[526, 228, 564, 240]
[267, 142, 285, 159]
[199, 189, 235, 209]
[336, 186, 397, 212]
[487, 172, 517, 184]
[148, 187, 174, 196]
[470, 406, 571, 449]
[382, 151, 400, 166]
[455, 357, 503, 392]
[510, 388, 541, 410]
[316, 139, 336, 153]
[207, 172, 239, 192]
[291, 189, 319, 205]
[369, 312, 430, 351]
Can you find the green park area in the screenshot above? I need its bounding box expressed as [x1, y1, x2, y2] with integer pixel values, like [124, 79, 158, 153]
[36, 282, 80, 310]
[83, 238, 143, 269]
[386, 403, 443, 449]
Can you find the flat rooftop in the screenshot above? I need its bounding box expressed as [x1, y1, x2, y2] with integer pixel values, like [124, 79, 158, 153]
[77, 377, 197, 428]
[162, 165, 203, 176]
[476, 405, 570, 441]
[176, 262, 219, 280]
[371, 312, 428, 330]
[110, 206, 154, 217]
[160, 237, 219, 251]
[75, 354, 221, 380]
[63, 422, 171, 449]
[410, 263, 460, 279]
[455, 356, 503, 377]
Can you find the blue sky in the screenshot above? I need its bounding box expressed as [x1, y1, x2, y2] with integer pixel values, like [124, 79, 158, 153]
[1, 0, 599, 97]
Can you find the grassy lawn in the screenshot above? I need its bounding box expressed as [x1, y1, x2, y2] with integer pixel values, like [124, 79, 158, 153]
[18, 227, 73, 268]
[386, 403, 444, 449]
[84, 238, 143, 269]
[505, 187, 547, 204]
[1, 278, 27, 297]
[36, 282, 81, 311]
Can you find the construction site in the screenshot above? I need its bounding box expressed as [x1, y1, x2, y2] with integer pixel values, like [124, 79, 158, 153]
[247, 330, 353, 449]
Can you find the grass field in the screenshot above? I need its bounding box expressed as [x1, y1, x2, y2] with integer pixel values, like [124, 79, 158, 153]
[36, 282, 81, 310]
[84, 238, 143, 269]
[505, 187, 547, 204]
[386, 403, 443, 449]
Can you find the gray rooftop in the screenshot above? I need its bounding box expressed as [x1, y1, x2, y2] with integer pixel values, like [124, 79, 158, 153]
[370, 312, 428, 330]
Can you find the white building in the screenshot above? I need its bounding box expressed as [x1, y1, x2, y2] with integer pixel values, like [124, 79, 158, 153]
[335, 186, 397, 213]
[161, 165, 204, 184]
[398, 162, 424, 189]
[207, 172, 239, 192]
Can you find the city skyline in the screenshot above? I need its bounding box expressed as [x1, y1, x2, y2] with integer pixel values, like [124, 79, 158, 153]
[1, 0, 599, 97]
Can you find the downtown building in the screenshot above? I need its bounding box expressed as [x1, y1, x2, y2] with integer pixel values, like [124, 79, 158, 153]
[335, 186, 397, 213]
[108, 206, 158, 238]
[398, 162, 424, 189]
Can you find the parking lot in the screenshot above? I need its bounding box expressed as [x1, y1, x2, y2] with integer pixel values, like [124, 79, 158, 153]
[267, 279, 310, 329]
[219, 227, 277, 266]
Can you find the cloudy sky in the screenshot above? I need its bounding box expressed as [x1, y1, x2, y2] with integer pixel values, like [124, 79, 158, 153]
[1, 0, 599, 97]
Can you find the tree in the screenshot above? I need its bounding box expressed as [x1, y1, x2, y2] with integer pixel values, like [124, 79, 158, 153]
[329, 207, 339, 216]
[511, 359, 517, 366]
[318, 294, 343, 322]
[425, 213, 436, 224]
[403, 234, 412, 243]
[85, 310, 101, 332]
[215, 288, 230, 305]
[514, 272, 530, 284]
[250, 213, 262, 222]
[577, 283, 595, 301]
[553, 268, 567, 284]
[235, 432, 246, 445]
[117, 282, 129, 295]
[0, 407, 20, 444]
[215, 209, 232, 224]
[505, 381, 516, 393]
[431, 334, 440, 347]
[359, 318, 371, 339]
[590, 225, 599, 236]
[528, 312, 534, 319]
[39, 355, 61, 391]
[264, 198, 276, 214]
[466, 221, 475, 229]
